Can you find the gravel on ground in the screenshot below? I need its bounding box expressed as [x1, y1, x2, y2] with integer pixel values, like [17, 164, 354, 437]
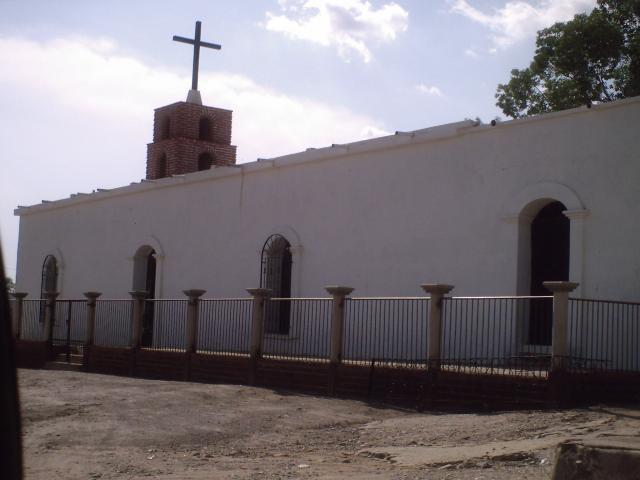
[18, 369, 640, 479]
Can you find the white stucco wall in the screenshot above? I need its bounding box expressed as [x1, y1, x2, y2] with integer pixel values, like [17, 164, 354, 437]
[14, 97, 640, 302]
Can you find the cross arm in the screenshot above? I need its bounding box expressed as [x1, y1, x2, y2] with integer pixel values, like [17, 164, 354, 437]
[173, 35, 221, 50]
[173, 35, 195, 45]
[199, 40, 222, 50]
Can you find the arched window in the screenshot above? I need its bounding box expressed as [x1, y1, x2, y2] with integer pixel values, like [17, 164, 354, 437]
[40, 255, 58, 296]
[261, 235, 292, 334]
[199, 116, 213, 141]
[529, 200, 570, 345]
[157, 153, 167, 178]
[197, 152, 214, 171]
[39, 255, 58, 322]
[132, 246, 157, 347]
[160, 117, 171, 140]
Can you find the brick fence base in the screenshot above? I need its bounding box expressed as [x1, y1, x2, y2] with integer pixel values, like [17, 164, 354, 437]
[15, 341, 640, 410]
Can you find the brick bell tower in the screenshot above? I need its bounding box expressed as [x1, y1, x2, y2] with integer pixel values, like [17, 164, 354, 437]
[146, 102, 237, 179]
[146, 21, 237, 180]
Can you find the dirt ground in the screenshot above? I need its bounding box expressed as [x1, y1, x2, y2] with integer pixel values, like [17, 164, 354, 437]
[17, 369, 640, 480]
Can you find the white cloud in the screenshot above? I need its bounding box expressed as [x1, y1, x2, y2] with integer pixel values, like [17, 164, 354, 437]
[450, 0, 597, 49]
[415, 84, 443, 97]
[0, 36, 390, 273]
[264, 0, 409, 62]
[464, 47, 479, 58]
[0, 36, 389, 161]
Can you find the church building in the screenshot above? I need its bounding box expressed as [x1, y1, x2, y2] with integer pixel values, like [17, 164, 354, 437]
[13, 22, 640, 308]
[14, 93, 640, 304]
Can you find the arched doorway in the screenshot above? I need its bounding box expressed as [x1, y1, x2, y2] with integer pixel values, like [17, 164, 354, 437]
[260, 234, 292, 334]
[529, 201, 570, 345]
[133, 246, 157, 347]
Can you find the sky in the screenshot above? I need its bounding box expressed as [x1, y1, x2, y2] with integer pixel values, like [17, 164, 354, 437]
[0, 0, 597, 280]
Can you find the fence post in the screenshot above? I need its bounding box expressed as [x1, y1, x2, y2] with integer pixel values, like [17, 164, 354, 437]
[326, 286, 354, 364]
[544, 281, 579, 372]
[11, 292, 28, 340]
[83, 292, 102, 346]
[43, 291, 59, 348]
[325, 286, 354, 395]
[421, 284, 454, 371]
[129, 290, 148, 348]
[183, 289, 206, 353]
[247, 288, 272, 360]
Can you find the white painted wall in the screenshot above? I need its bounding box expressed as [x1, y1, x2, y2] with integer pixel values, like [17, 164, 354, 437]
[14, 97, 640, 304]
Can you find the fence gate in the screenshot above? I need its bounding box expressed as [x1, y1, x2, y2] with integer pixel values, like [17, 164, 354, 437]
[52, 300, 86, 363]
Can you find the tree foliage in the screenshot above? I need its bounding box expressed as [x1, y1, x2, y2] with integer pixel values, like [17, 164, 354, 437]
[5, 277, 15, 294]
[496, 0, 640, 118]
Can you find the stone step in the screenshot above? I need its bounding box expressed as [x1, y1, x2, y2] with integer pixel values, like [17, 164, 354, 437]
[55, 353, 84, 363]
[45, 361, 83, 372]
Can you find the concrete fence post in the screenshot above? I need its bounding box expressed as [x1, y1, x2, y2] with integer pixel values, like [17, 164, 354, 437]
[325, 286, 354, 395]
[183, 289, 206, 353]
[129, 290, 148, 348]
[83, 292, 102, 346]
[247, 288, 272, 360]
[420, 284, 454, 371]
[43, 291, 59, 346]
[11, 292, 28, 340]
[544, 281, 579, 372]
[325, 286, 354, 364]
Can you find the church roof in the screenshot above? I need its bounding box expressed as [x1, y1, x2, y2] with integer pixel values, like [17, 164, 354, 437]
[15, 95, 640, 216]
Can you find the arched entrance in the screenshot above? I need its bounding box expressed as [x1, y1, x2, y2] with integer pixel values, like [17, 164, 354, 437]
[529, 201, 570, 345]
[133, 246, 157, 347]
[260, 234, 292, 334]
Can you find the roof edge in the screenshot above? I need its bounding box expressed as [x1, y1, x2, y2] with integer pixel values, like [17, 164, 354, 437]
[15, 95, 640, 217]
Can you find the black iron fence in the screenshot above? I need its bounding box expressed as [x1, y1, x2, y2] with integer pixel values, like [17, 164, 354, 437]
[197, 299, 252, 356]
[568, 298, 640, 372]
[262, 298, 332, 361]
[12, 293, 640, 378]
[143, 299, 188, 352]
[343, 297, 429, 367]
[52, 300, 88, 348]
[441, 296, 553, 377]
[9, 298, 16, 334]
[21, 299, 45, 341]
[94, 299, 133, 347]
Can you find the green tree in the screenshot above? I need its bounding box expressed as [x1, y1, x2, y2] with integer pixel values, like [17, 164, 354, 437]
[5, 277, 15, 294]
[496, 0, 640, 118]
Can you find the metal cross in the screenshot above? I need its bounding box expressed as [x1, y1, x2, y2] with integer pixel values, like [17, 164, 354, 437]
[173, 21, 221, 91]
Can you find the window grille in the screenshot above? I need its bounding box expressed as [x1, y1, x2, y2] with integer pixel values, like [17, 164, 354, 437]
[260, 235, 292, 334]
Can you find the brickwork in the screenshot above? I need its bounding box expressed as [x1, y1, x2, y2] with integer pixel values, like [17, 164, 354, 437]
[14, 340, 48, 369]
[18, 341, 640, 410]
[146, 101, 236, 179]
